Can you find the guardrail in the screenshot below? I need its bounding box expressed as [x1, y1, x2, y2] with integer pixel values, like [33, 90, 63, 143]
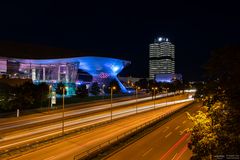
[73, 101, 193, 160]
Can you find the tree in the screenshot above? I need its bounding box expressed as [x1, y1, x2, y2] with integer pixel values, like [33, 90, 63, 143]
[0, 83, 13, 111]
[205, 46, 240, 107]
[33, 83, 49, 107]
[104, 79, 121, 94]
[76, 84, 88, 97]
[90, 82, 100, 95]
[187, 46, 240, 158]
[56, 82, 65, 95]
[135, 78, 148, 89]
[7, 82, 35, 110]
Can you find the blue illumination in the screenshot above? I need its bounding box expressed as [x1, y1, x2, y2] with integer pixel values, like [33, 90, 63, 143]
[13, 56, 130, 93]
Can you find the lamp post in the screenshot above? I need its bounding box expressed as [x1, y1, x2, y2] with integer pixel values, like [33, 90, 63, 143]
[135, 86, 140, 113]
[152, 87, 158, 109]
[166, 87, 169, 106]
[48, 85, 52, 113]
[62, 86, 67, 136]
[102, 84, 105, 99]
[110, 86, 116, 121]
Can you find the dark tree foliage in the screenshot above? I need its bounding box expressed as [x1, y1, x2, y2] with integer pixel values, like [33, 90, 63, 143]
[56, 82, 65, 95]
[34, 83, 49, 107]
[104, 79, 121, 94]
[76, 84, 88, 97]
[0, 83, 13, 111]
[147, 79, 156, 88]
[90, 82, 100, 95]
[0, 82, 49, 111]
[188, 46, 240, 158]
[135, 78, 148, 89]
[205, 46, 240, 107]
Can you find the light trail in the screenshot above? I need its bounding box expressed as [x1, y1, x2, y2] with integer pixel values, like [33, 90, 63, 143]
[0, 98, 193, 151]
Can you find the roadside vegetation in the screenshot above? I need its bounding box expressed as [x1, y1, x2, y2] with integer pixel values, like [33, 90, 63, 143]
[187, 46, 240, 159]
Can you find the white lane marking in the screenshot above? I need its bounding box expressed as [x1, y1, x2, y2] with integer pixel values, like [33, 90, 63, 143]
[165, 132, 172, 138]
[44, 156, 56, 160]
[171, 153, 178, 160]
[175, 126, 180, 130]
[182, 120, 186, 124]
[163, 127, 169, 133]
[179, 130, 185, 135]
[142, 148, 153, 157]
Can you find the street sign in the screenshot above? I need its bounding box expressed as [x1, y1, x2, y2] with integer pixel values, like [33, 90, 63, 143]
[51, 91, 56, 104]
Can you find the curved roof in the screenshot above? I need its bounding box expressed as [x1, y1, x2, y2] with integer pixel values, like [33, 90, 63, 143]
[1, 56, 131, 76]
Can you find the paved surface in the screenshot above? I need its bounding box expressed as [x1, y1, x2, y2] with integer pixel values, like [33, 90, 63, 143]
[7, 101, 193, 160]
[106, 102, 201, 160]
[0, 92, 175, 130]
[0, 94, 188, 151]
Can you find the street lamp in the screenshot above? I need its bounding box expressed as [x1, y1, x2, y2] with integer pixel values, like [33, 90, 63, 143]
[152, 87, 158, 109]
[110, 86, 116, 121]
[102, 84, 105, 99]
[48, 85, 52, 113]
[62, 86, 67, 136]
[135, 86, 140, 113]
[166, 87, 169, 106]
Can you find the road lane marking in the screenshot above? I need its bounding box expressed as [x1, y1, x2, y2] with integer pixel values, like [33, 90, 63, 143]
[163, 127, 169, 133]
[182, 120, 186, 124]
[179, 129, 186, 135]
[44, 156, 56, 160]
[165, 132, 172, 138]
[142, 148, 153, 157]
[175, 126, 180, 130]
[171, 153, 178, 160]
[160, 133, 190, 160]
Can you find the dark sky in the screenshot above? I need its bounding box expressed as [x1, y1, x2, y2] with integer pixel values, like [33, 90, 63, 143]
[0, 1, 240, 81]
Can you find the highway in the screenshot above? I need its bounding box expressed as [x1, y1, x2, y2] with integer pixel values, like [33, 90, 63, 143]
[106, 102, 201, 160]
[0, 92, 176, 131]
[1, 99, 194, 159]
[0, 94, 190, 151]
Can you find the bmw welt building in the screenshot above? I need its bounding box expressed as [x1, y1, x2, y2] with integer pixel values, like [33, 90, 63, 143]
[0, 56, 130, 94]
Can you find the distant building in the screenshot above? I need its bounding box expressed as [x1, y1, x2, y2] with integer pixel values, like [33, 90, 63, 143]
[155, 73, 182, 83]
[149, 37, 175, 79]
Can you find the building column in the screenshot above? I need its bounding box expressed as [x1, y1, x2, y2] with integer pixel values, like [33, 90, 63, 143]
[58, 65, 60, 81]
[65, 65, 69, 82]
[32, 68, 36, 81]
[43, 67, 46, 81]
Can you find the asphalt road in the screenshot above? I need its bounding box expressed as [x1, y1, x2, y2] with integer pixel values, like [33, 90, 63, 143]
[0, 92, 176, 131]
[0, 93, 190, 151]
[106, 102, 202, 160]
[6, 100, 194, 160]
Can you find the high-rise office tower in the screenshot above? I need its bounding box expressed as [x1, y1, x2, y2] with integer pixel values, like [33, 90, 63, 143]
[149, 37, 175, 79]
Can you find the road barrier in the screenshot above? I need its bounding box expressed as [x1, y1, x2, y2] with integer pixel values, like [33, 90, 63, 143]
[73, 101, 194, 160]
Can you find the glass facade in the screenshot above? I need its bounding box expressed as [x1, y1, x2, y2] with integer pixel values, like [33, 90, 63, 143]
[0, 56, 130, 94]
[149, 37, 175, 79]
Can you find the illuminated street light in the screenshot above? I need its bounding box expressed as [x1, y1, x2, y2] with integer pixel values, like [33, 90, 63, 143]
[152, 87, 158, 109]
[62, 86, 68, 136]
[110, 86, 116, 121]
[135, 86, 140, 113]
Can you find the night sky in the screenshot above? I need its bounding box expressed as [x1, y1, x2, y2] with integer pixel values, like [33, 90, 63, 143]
[0, 1, 240, 81]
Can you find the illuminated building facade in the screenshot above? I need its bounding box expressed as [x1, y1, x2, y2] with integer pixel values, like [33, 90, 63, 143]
[0, 56, 130, 94]
[155, 73, 182, 83]
[149, 37, 175, 79]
